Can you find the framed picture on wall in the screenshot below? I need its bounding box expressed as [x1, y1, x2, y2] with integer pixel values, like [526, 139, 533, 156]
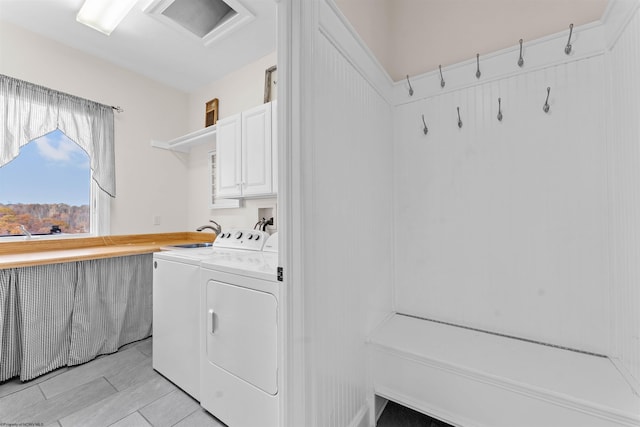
[264, 65, 277, 103]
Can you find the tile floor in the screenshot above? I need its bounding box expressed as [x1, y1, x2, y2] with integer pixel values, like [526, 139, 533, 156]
[0, 337, 224, 427]
[0, 337, 451, 427]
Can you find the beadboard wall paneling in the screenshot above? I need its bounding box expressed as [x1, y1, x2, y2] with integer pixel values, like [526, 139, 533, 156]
[606, 5, 640, 389]
[300, 4, 395, 426]
[393, 56, 609, 355]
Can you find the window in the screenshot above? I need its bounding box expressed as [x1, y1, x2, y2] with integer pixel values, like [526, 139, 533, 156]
[1, 74, 115, 238]
[0, 129, 91, 237]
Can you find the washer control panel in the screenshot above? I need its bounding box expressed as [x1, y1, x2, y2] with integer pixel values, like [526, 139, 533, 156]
[213, 229, 269, 251]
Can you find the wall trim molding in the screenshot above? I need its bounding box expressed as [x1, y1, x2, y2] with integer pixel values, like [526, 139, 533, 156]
[276, 0, 309, 426]
[319, 0, 394, 104]
[390, 23, 605, 106]
[388, 0, 640, 106]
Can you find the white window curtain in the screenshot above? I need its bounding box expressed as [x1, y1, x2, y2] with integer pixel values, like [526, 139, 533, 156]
[0, 74, 116, 197]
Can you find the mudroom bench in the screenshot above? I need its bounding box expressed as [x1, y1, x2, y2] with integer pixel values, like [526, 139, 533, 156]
[368, 314, 640, 427]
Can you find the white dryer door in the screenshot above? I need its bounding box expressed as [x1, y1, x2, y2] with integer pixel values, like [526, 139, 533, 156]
[206, 280, 278, 395]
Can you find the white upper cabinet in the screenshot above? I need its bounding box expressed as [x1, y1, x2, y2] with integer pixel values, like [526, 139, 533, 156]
[216, 102, 274, 199]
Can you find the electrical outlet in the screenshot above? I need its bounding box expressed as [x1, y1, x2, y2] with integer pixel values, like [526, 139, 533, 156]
[153, 215, 161, 225]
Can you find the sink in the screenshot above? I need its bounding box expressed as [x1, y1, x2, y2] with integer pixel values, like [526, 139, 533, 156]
[169, 242, 214, 249]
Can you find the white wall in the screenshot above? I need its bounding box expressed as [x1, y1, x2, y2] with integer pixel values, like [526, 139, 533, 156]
[0, 21, 191, 235]
[283, 2, 395, 426]
[393, 55, 609, 355]
[185, 52, 278, 232]
[309, 34, 393, 427]
[606, 4, 640, 390]
[390, 0, 640, 380]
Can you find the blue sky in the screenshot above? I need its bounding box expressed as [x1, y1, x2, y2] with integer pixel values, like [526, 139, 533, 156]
[0, 129, 90, 206]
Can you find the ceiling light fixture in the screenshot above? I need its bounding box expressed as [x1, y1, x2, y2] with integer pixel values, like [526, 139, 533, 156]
[76, 0, 138, 35]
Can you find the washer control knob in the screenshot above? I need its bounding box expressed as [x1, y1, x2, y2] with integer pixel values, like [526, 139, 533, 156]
[254, 235, 261, 241]
[234, 231, 243, 239]
[248, 233, 254, 240]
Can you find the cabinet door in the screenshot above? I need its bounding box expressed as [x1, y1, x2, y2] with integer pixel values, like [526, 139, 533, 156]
[216, 114, 242, 198]
[241, 103, 272, 196]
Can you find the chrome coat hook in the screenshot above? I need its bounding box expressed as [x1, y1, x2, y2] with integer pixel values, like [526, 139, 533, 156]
[543, 87, 551, 113]
[457, 107, 463, 128]
[421, 114, 428, 135]
[406, 75, 414, 96]
[565, 23, 574, 55]
[497, 98, 503, 121]
[439, 65, 445, 88]
[476, 54, 481, 79]
[518, 39, 524, 67]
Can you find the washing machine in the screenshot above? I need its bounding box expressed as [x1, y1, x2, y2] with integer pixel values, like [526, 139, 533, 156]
[152, 243, 216, 400]
[200, 231, 279, 427]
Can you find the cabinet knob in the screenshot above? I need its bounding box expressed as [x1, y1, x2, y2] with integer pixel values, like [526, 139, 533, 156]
[153, 261, 157, 269]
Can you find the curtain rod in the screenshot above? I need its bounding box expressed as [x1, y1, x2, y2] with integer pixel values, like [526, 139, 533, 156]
[1, 74, 123, 114]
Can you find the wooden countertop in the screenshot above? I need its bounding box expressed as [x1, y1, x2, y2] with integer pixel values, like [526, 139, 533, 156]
[0, 232, 217, 269]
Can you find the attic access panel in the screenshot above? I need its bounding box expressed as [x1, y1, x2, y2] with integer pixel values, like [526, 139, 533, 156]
[145, 0, 255, 46]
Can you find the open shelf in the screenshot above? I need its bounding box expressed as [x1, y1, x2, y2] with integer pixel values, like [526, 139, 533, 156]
[151, 125, 217, 153]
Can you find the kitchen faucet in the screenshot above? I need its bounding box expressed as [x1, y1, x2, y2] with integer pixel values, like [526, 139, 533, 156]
[196, 220, 222, 235]
[19, 224, 32, 239]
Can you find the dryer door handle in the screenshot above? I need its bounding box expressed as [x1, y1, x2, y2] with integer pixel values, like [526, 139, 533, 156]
[208, 309, 217, 334]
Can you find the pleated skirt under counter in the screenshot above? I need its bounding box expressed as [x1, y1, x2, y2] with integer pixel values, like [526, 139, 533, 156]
[0, 254, 153, 382]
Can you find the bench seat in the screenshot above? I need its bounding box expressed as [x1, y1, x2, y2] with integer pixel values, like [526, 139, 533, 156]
[368, 314, 640, 427]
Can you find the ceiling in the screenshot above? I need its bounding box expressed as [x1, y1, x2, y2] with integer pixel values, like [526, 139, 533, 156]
[0, 0, 609, 91]
[0, 0, 277, 92]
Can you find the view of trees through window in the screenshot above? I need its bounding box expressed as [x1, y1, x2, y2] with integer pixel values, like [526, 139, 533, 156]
[0, 129, 91, 237]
